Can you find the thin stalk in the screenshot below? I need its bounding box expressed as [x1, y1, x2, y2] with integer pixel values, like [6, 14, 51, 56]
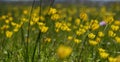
[31, 0, 42, 61]
[26, 0, 35, 62]
[38, 0, 42, 59]
[31, 0, 55, 62]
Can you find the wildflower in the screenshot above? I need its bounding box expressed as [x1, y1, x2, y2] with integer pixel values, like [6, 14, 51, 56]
[98, 31, 104, 37]
[76, 28, 86, 36]
[96, 37, 101, 42]
[114, 20, 120, 25]
[80, 12, 88, 21]
[55, 22, 62, 28]
[91, 23, 99, 30]
[57, 45, 72, 59]
[6, 31, 13, 38]
[55, 28, 59, 32]
[99, 21, 106, 26]
[5, 19, 10, 24]
[75, 18, 80, 26]
[48, 8, 57, 15]
[67, 36, 73, 40]
[13, 28, 19, 32]
[98, 48, 106, 52]
[116, 55, 120, 62]
[74, 38, 81, 44]
[108, 30, 116, 37]
[23, 10, 28, 14]
[98, 48, 109, 59]
[108, 57, 117, 62]
[11, 22, 16, 26]
[89, 40, 98, 46]
[1, 25, 9, 30]
[115, 36, 120, 43]
[39, 16, 45, 21]
[51, 14, 60, 20]
[9, 17, 13, 21]
[104, 16, 114, 24]
[44, 38, 51, 42]
[39, 26, 48, 33]
[111, 25, 119, 31]
[1, 15, 6, 19]
[88, 33, 96, 39]
[99, 52, 109, 59]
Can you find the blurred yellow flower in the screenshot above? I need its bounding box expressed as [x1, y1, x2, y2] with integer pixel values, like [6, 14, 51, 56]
[98, 31, 104, 37]
[108, 30, 116, 37]
[57, 45, 72, 59]
[89, 40, 98, 46]
[76, 28, 86, 36]
[23, 10, 28, 14]
[51, 14, 60, 20]
[108, 57, 117, 62]
[114, 20, 120, 25]
[67, 36, 73, 40]
[48, 8, 57, 15]
[111, 25, 119, 31]
[116, 55, 120, 62]
[5, 19, 10, 24]
[74, 38, 81, 44]
[6, 31, 13, 38]
[75, 18, 80, 26]
[96, 37, 101, 42]
[1, 25, 9, 30]
[99, 52, 109, 59]
[44, 38, 51, 42]
[115, 36, 120, 43]
[80, 12, 88, 21]
[91, 23, 99, 30]
[98, 48, 106, 52]
[13, 28, 19, 32]
[88, 33, 96, 39]
[39, 26, 48, 33]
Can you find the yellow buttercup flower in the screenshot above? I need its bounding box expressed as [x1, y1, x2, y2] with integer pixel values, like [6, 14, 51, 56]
[91, 23, 99, 30]
[108, 30, 116, 37]
[108, 57, 117, 62]
[6, 31, 13, 38]
[5, 19, 10, 24]
[74, 38, 82, 44]
[88, 33, 96, 39]
[76, 28, 86, 36]
[99, 52, 109, 59]
[67, 36, 73, 40]
[23, 10, 28, 14]
[39, 26, 48, 33]
[57, 45, 72, 59]
[98, 48, 106, 52]
[111, 25, 119, 31]
[98, 31, 104, 37]
[89, 40, 98, 46]
[51, 14, 60, 20]
[75, 18, 80, 26]
[48, 8, 57, 15]
[115, 36, 120, 43]
[95, 37, 101, 42]
[80, 12, 88, 21]
[98, 48, 109, 59]
[114, 20, 120, 25]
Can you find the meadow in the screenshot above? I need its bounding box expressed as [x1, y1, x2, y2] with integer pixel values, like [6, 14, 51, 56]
[0, 1, 120, 62]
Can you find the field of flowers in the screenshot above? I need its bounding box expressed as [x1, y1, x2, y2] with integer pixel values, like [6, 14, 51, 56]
[0, 1, 120, 62]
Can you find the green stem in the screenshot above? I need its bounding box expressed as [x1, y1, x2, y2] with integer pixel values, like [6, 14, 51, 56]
[26, 0, 35, 62]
